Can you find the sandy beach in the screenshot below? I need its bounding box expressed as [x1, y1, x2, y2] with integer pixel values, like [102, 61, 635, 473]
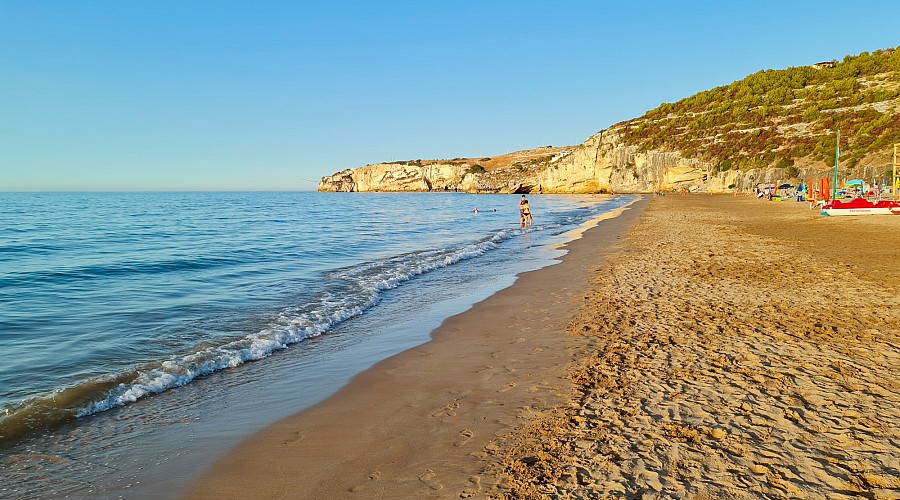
[187, 194, 899, 499]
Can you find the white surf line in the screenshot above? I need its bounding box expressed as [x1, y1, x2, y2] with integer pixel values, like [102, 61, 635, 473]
[550, 196, 641, 250]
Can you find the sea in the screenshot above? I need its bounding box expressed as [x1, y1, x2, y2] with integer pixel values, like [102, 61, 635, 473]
[0, 191, 633, 499]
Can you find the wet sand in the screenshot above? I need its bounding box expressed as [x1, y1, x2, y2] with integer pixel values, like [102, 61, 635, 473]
[185, 197, 646, 499]
[187, 194, 900, 499]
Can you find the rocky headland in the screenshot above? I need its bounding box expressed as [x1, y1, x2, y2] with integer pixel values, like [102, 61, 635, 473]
[319, 47, 900, 195]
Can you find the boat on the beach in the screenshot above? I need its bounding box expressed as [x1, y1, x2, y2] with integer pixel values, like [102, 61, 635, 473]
[819, 130, 900, 216]
[821, 198, 900, 216]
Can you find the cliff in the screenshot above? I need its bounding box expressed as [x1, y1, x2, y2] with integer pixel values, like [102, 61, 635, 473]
[319, 128, 895, 194]
[316, 138, 727, 194]
[318, 147, 573, 194]
[319, 47, 900, 194]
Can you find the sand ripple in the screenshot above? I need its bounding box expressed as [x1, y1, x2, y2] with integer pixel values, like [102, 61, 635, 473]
[486, 195, 900, 499]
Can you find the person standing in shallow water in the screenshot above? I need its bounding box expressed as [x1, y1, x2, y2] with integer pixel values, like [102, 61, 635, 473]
[519, 195, 528, 224]
[521, 200, 532, 226]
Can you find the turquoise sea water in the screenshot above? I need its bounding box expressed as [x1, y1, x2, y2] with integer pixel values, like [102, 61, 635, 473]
[0, 191, 632, 498]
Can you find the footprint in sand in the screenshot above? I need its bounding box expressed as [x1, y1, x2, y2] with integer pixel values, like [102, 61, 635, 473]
[455, 428, 474, 447]
[282, 431, 303, 445]
[418, 469, 443, 490]
[477, 365, 497, 382]
[460, 475, 482, 498]
[431, 401, 460, 418]
[348, 470, 381, 492]
[498, 381, 517, 393]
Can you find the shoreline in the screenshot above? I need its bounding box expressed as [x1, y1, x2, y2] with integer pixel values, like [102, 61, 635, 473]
[185, 197, 649, 498]
[187, 194, 900, 498]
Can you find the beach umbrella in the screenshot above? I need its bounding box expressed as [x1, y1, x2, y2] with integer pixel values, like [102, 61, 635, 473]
[844, 179, 864, 187]
[778, 183, 793, 189]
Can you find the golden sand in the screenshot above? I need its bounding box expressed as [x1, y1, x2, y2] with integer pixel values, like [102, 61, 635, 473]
[488, 195, 900, 499]
[187, 194, 899, 499]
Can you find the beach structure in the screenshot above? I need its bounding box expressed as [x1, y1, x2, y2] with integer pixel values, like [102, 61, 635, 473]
[891, 143, 900, 200]
[807, 177, 831, 209]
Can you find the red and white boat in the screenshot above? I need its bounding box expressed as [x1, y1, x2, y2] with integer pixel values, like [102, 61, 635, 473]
[821, 198, 900, 216]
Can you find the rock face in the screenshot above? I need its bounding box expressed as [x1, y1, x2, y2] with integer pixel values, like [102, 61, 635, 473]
[315, 130, 713, 194]
[318, 161, 541, 194]
[318, 126, 895, 194]
[319, 163, 468, 192]
[534, 129, 717, 193]
[320, 48, 900, 194]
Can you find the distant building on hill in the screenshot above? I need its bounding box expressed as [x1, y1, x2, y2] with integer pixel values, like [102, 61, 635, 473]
[812, 61, 837, 69]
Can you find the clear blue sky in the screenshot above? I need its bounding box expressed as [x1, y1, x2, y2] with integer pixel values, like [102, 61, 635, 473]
[2, 1, 898, 191]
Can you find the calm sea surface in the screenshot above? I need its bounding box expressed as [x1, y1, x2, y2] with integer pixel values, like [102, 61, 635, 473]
[0, 191, 633, 498]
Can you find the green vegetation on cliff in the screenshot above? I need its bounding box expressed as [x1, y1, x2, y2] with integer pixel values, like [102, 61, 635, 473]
[619, 47, 900, 172]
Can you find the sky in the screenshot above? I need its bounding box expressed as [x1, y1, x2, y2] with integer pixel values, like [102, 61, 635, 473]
[2, 1, 898, 191]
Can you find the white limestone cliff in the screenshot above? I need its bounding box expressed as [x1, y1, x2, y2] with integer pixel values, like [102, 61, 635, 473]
[318, 126, 891, 194]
